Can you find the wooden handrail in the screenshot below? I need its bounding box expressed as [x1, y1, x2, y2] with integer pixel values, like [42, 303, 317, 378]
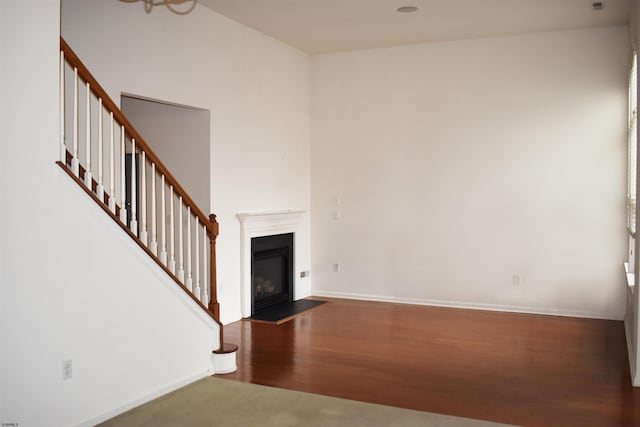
[60, 38, 212, 231]
[60, 37, 223, 351]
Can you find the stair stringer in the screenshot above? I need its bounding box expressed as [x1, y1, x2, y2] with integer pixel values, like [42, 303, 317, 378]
[55, 167, 220, 425]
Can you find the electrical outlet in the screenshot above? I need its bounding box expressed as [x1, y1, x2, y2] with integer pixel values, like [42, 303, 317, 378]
[333, 263, 340, 272]
[512, 274, 520, 286]
[62, 359, 73, 380]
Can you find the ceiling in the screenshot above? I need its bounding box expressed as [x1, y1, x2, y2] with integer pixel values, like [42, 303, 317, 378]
[197, 0, 630, 54]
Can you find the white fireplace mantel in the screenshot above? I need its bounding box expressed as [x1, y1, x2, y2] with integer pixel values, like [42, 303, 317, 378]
[237, 210, 306, 318]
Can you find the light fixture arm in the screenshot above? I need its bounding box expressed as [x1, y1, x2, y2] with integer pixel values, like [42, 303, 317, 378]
[119, 0, 197, 15]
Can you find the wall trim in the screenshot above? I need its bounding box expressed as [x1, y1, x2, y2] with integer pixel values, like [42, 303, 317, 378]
[312, 290, 623, 321]
[224, 310, 245, 325]
[75, 369, 213, 427]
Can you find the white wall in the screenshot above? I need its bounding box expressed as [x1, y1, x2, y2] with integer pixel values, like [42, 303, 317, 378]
[629, 0, 640, 387]
[311, 26, 629, 319]
[0, 2, 221, 426]
[122, 96, 211, 210]
[61, 0, 312, 323]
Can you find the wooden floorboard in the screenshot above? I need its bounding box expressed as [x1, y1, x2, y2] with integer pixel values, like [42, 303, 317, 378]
[220, 297, 640, 427]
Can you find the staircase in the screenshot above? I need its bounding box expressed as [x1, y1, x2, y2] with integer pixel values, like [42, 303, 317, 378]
[57, 37, 237, 374]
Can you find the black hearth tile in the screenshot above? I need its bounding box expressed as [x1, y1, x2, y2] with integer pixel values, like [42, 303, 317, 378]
[249, 299, 327, 323]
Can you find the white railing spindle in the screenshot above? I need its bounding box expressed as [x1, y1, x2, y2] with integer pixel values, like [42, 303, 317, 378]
[60, 44, 221, 324]
[186, 207, 193, 291]
[97, 98, 104, 202]
[119, 125, 127, 224]
[194, 218, 200, 299]
[139, 151, 147, 245]
[177, 197, 184, 282]
[84, 82, 92, 188]
[150, 163, 157, 255]
[169, 186, 176, 273]
[59, 51, 66, 162]
[160, 175, 167, 264]
[72, 67, 79, 176]
[108, 112, 116, 213]
[130, 139, 138, 235]
[202, 223, 208, 305]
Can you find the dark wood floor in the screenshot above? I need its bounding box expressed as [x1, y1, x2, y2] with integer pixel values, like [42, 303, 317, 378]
[220, 297, 640, 427]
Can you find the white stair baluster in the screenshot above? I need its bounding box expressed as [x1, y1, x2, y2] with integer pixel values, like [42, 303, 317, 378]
[186, 207, 193, 291]
[150, 163, 157, 255]
[169, 186, 176, 273]
[159, 175, 167, 264]
[202, 224, 208, 305]
[96, 98, 104, 202]
[108, 112, 116, 213]
[72, 67, 79, 176]
[59, 51, 66, 162]
[177, 197, 184, 282]
[119, 126, 127, 224]
[194, 218, 200, 300]
[130, 139, 138, 235]
[84, 82, 92, 188]
[139, 151, 147, 245]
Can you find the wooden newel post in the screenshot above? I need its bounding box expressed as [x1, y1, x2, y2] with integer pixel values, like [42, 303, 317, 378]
[207, 213, 220, 320]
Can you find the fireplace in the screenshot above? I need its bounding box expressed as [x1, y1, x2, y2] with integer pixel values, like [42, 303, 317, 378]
[237, 209, 306, 318]
[251, 233, 294, 314]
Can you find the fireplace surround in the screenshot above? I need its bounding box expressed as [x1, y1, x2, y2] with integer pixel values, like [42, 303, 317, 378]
[237, 210, 305, 318]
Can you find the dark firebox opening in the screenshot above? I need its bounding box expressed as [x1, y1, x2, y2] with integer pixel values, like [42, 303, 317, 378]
[251, 233, 294, 314]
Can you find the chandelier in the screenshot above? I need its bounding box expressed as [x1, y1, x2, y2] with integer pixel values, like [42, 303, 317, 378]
[120, 0, 198, 15]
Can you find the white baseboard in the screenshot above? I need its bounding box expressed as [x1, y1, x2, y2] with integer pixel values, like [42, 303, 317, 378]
[222, 310, 245, 324]
[75, 369, 213, 427]
[312, 290, 623, 321]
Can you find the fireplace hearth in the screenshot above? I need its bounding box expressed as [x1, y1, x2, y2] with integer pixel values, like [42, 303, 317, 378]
[251, 233, 294, 314]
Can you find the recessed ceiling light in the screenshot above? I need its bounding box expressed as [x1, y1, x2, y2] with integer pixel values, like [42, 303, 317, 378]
[397, 6, 419, 13]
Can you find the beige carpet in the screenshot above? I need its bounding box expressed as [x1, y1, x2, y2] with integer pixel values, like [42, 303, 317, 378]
[99, 377, 515, 427]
